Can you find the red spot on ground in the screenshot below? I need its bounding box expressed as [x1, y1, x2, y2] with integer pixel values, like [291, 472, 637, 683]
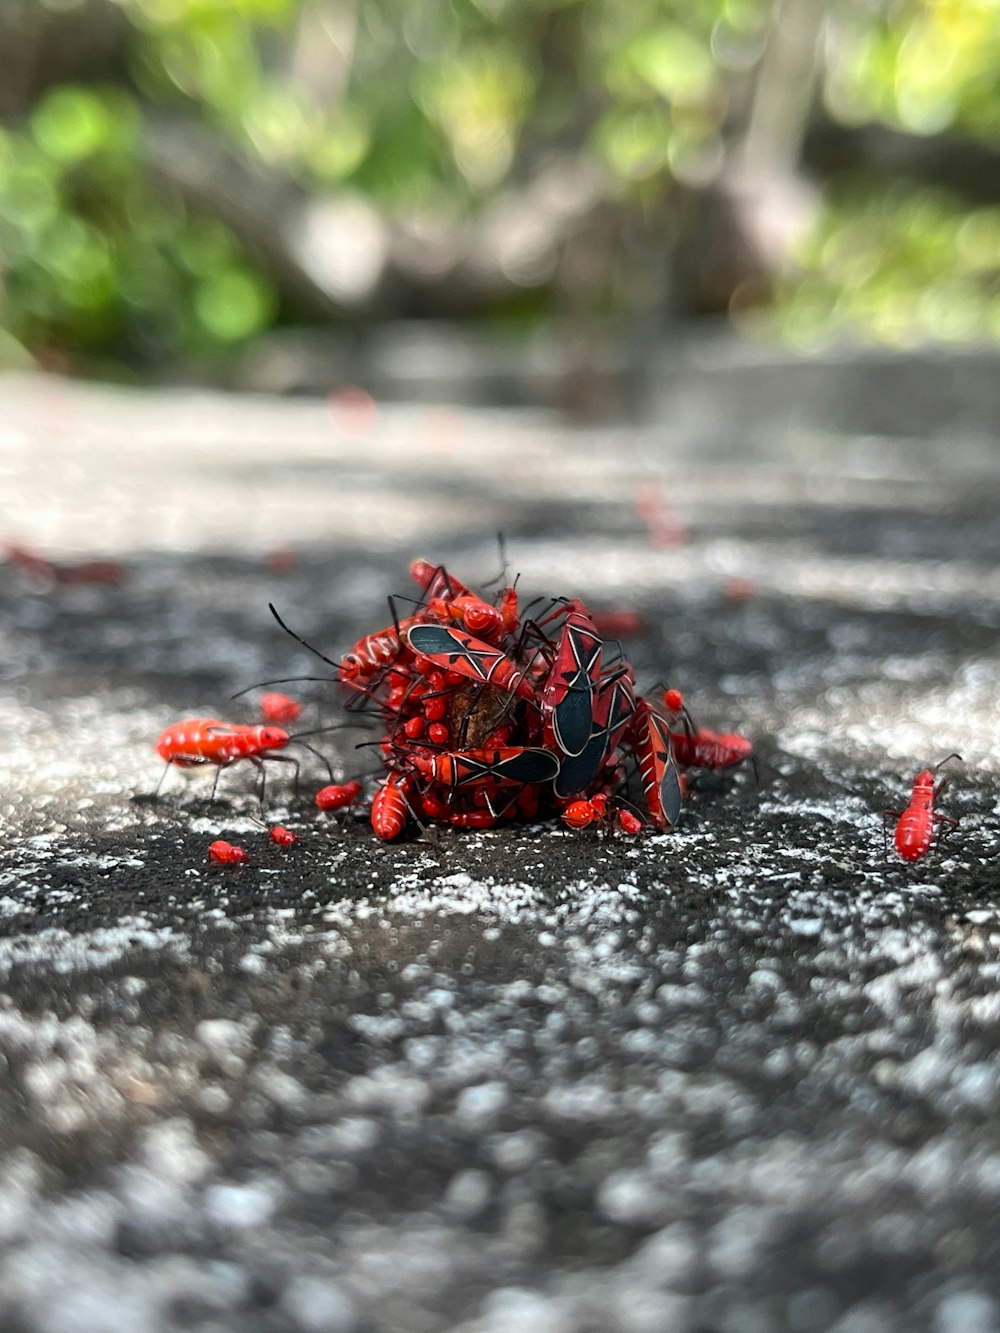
[329, 386, 378, 439]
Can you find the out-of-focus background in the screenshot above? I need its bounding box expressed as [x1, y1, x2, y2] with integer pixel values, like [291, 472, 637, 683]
[3, 0, 1000, 395]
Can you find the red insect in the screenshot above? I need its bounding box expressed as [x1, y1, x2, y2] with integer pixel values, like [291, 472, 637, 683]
[265, 547, 298, 575]
[154, 717, 294, 800]
[431, 592, 503, 639]
[670, 727, 753, 772]
[408, 746, 560, 793]
[618, 809, 643, 835]
[562, 793, 610, 830]
[411, 558, 501, 628]
[590, 608, 645, 639]
[723, 576, 756, 604]
[339, 623, 412, 687]
[447, 810, 499, 829]
[562, 794, 643, 836]
[157, 718, 290, 766]
[403, 623, 536, 701]
[315, 780, 363, 812]
[498, 586, 519, 633]
[371, 774, 412, 841]
[340, 611, 479, 691]
[410, 558, 476, 603]
[661, 689, 753, 772]
[538, 602, 603, 759]
[208, 840, 249, 864]
[632, 701, 683, 831]
[269, 825, 297, 847]
[887, 755, 961, 862]
[5, 542, 125, 586]
[633, 481, 686, 548]
[259, 692, 301, 723]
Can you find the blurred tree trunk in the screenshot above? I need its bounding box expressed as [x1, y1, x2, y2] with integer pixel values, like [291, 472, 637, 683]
[671, 0, 826, 316]
[0, 0, 126, 120]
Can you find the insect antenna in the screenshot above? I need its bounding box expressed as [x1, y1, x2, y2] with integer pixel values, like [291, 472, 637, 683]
[230, 675, 330, 701]
[386, 593, 412, 634]
[388, 592, 428, 617]
[269, 603, 341, 670]
[512, 606, 564, 661]
[532, 596, 572, 632]
[515, 593, 547, 620]
[479, 532, 509, 589]
[290, 722, 374, 739]
[284, 722, 374, 783]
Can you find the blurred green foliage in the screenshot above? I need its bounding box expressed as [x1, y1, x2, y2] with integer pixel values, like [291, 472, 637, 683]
[824, 0, 1000, 138]
[2, 0, 1000, 373]
[776, 187, 1000, 348]
[774, 0, 1000, 348]
[0, 75, 278, 369]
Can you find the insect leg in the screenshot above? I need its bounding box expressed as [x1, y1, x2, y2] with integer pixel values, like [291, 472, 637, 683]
[933, 812, 960, 847]
[262, 752, 303, 801]
[286, 738, 336, 783]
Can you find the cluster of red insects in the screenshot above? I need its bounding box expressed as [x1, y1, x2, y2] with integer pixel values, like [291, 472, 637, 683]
[329, 556, 694, 840]
[152, 557, 958, 863]
[327, 559, 764, 840]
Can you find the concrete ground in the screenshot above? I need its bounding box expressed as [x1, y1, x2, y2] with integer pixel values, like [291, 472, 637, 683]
[1, 342, 1000, 1333]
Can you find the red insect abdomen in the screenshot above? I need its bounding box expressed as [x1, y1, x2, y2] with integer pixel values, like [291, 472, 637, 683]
[562, 800, 597, 830]
[156, 717, 224, 766]
[315, 780, 362, 811]
[895, 810, 932, 862]
[371, 778, 408, 840]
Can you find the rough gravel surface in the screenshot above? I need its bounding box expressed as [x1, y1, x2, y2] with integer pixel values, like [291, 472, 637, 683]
[1, 355, 1000, 1333]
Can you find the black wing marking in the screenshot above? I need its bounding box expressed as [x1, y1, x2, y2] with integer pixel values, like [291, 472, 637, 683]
[551, 684, 593, 757]
[554, 729, 608, 798]
[489, 748, 561, 784]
